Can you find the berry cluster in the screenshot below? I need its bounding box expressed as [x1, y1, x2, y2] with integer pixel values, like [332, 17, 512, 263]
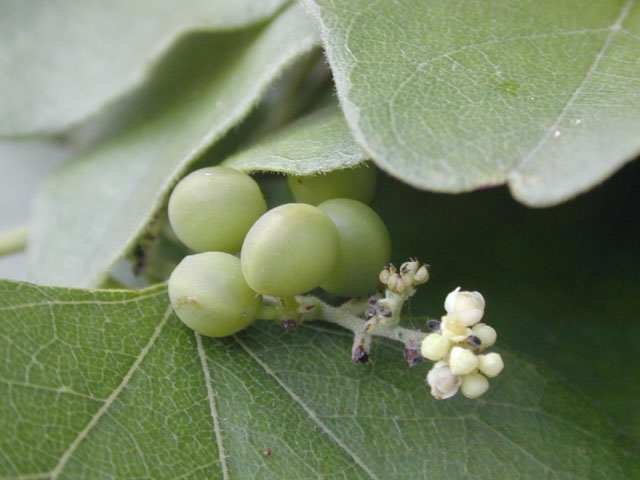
[421, 288, 504, 399]
[163, 163, 504, 400]
[166, 164, 389, 336]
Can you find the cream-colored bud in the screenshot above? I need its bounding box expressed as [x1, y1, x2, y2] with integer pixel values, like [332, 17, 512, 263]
[471, 323, 496, 350]
[440, 314, 470, 341]
[460, 373, 489, 399]
[478, 352, 504, 377]
[387, 272, 399, 290]
[379, 268, 390, 283]
[413, 265, 429, 284]
[449, 346, 479, 375]
[426, 361, 461, 400]
[421, 334, 451, 361]
[400, 260, 419, 275]
[444, 287, 485, 326]
[395, 276, 412, 293]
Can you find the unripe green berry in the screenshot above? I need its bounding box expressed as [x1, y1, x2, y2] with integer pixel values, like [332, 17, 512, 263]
[317, 198, 391, 297]
[168, 166, 266, 253]
[287, 164, 377, 205]
[471, 323, 497, 350]
[449, 346, 479, 375]
[460, 373, 489, 399]
[168, 252, 260, 337]
[420, 333, 450, 361]
[241, 203, 339, 297]
[478, 352, 504, 377]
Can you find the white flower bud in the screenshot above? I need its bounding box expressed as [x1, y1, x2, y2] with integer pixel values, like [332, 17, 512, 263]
[427, 361, 461, 400]
[444, 287, 485, 326]
[400, 260, 419, 275]
[395, 275, 412, 293]
[449, 346, 479, 375]
[413, 265, 429, 284]
[440, 314, 471, 342]
[421, 333, 451, 361]
[478, 352, 504, 377]
[460, 373, 489, 399]
[379, 268, 390, 283]
[471, 323, 496, 350]
[387, 272, 399, 290]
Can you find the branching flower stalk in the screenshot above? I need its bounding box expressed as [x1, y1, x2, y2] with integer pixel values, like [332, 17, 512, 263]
[260, 259, 505, 401]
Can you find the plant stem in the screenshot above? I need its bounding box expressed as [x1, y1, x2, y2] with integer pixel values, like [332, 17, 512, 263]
[0, 226, 28, 257]
[307, 297, 426, 349]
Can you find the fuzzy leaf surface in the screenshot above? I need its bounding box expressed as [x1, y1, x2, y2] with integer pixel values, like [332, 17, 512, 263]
[0, 276, 637, 479]
[0, 0, 289, 136]
[301, 0, 640, 206]
[28, 4, 319, 288]
[223, 106, 367, 174]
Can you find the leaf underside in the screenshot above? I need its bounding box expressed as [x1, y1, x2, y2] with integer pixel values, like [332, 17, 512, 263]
[0, 0, 289, 136]
[27, 4, 319, 289]
[0, 279, 637, 480]
[301, 0, 640, 206]
[223, 106, 367, 175]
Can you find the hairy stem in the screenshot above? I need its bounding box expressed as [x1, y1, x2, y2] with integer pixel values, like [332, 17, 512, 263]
[0, 226, 28, 257]
[312, 298, 425, 347]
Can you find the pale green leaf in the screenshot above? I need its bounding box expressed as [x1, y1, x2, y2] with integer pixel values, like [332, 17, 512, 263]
[28, 4, 319, 288]
[1, 277, 637, 479]
[301, 0, 640, 206]
[0, 0, 289, 136]
[223, 106, 367, 174]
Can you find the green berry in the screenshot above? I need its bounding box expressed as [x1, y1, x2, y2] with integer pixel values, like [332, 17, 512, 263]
[168, 252, 260, 337]
[168, 166, 266, 253]
[241, 203, 339, 297]
[317, 198, 391, 297]
[287, 164, 377, 205]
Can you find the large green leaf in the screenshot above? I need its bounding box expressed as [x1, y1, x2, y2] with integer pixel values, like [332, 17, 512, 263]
[0, 0, 289, 136]
[4, 165, 640, 478]
[1, 280, 636, 479]
[301, 0, 640, 206]
[223, 106, 367, 174]
[28, 4, 319, 289]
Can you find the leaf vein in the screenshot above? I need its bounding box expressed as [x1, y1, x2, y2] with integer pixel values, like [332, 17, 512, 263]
[0, 289, 166, 312]
[234, 336, 381, 480]
[514, 0, 635, 172]
[196, 333, 229, 480]
[47, 305, 172, 479]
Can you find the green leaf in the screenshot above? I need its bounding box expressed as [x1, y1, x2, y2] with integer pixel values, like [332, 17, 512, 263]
[0, 0, 289, 136]
[223, 106, 367, 174]
[301, 0, 640, 206]
[371, 163, 640, 452]
[1, 278, 637, 479]
[28, 4, 319, 288]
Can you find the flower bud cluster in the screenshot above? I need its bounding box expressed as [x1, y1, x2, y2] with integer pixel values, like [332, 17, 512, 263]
[422, 287, 503, 400]
[379, 259, 429, 294]
[366, 260, 430, 331]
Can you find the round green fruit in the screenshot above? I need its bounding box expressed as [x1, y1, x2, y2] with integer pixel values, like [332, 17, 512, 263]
[287, 164, 377, 205]
[168, 252, 260, 337]
[168, 166, 266, 253]
[241, 203, 339, 297]
[318, 198, 391, 297]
